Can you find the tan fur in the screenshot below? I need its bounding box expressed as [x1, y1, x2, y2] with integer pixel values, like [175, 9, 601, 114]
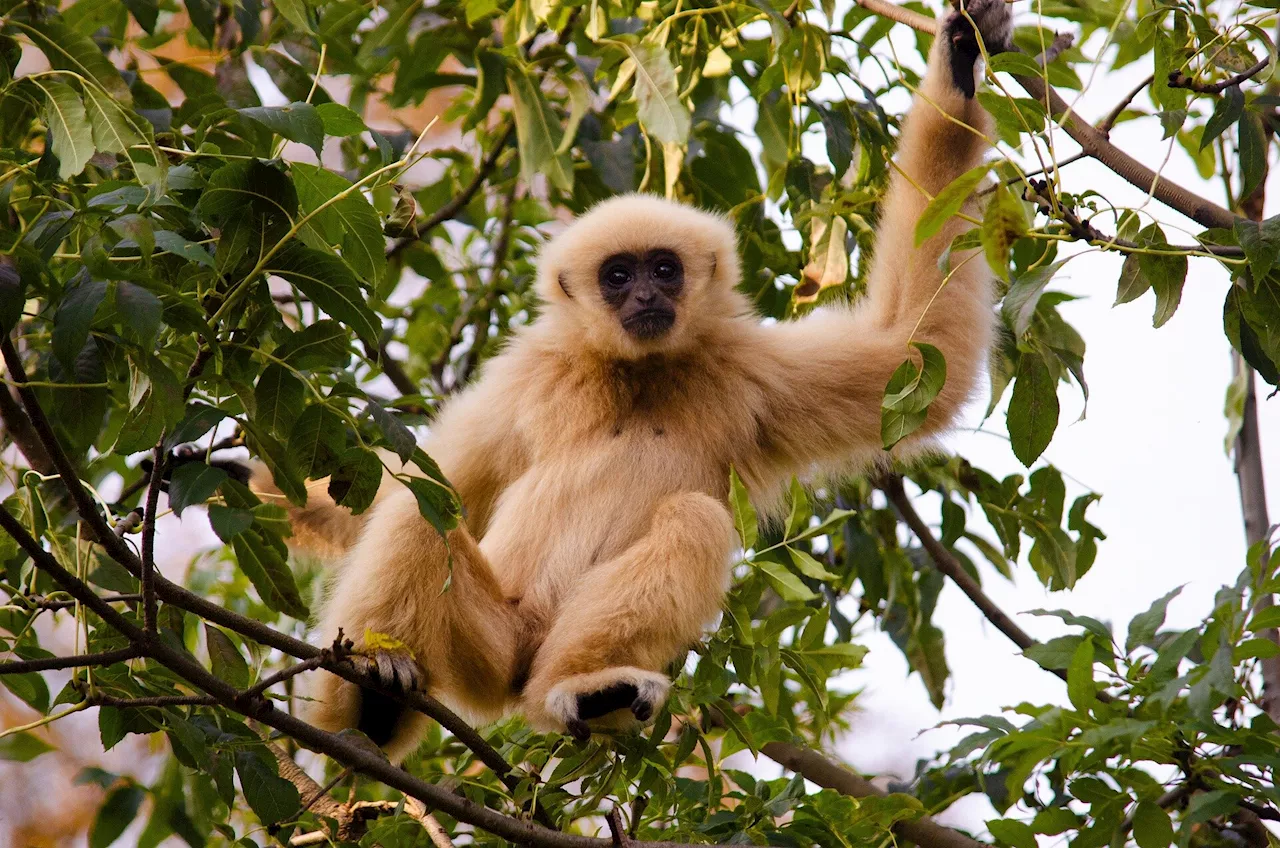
[295, 27, 997, 758]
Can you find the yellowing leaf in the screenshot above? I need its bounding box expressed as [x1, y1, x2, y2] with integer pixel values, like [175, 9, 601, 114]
[624, 41, 691, 145]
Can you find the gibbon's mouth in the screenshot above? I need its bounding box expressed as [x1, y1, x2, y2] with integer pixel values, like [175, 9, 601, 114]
[622, 309, 676, 340]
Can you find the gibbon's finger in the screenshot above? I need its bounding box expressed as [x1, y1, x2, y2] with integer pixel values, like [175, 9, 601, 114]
[389, 652, 423, 692]
[374, 650, 397, 687]
[631, 695, 653, 722]
[566, 717, 591, 742]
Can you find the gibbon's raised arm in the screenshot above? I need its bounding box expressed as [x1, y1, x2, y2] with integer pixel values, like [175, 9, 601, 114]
[752, 0, 1007, 472]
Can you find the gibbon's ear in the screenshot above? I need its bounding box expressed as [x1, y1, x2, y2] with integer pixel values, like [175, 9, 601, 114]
[709, 254, 717, 278]
[558, 272, 573, 299]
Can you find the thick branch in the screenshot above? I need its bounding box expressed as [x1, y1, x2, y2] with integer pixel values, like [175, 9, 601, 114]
[0, 379, 54, 475]
[760, 741, 987, 848]
[853, 0, 1238, 230]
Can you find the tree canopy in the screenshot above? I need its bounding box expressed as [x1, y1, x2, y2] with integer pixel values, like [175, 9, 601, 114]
[0, 0, 1279, 844]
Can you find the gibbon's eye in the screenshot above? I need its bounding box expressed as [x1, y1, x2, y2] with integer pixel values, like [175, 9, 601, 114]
[653, 260, 678, 280]
[605, 265, 632, 287]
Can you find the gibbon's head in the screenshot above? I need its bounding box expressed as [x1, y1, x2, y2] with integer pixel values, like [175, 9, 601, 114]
[535, 194, 743, 358]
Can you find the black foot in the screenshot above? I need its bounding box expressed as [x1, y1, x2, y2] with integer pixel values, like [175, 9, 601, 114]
[351, 648, 425, 747]
[565, 682, 660, 741]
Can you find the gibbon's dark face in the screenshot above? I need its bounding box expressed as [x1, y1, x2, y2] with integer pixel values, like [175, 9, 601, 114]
[597, 249, 684, 340]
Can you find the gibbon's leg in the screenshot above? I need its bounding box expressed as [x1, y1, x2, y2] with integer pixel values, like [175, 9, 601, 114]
[521, 492, 736, 740]
[309, 488, 518, 762]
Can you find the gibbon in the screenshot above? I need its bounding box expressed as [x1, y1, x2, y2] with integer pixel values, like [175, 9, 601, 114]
[279, 0, 1009, 761]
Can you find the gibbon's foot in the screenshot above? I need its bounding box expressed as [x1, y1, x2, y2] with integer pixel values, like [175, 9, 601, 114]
[350, 648, 425, 747]
[545, 667, 670, 741]
[945, 0, 1013, 97]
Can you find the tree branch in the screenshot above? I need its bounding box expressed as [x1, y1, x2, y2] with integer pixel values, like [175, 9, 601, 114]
[853, 0, 1238, 230]
[1169, 58, 1271, 94]
[759, 739, 988, 848]
[882, 476, 1042, 656]
[1098, 74, 1154, 137]
[0, 646, 140, 674]
[385, 124, 516, 260]
[0, 376, 54, 475]
[0, 502, 744, 848]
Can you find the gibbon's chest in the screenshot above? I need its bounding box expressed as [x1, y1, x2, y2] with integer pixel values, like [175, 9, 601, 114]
[478, 357, 734, 593]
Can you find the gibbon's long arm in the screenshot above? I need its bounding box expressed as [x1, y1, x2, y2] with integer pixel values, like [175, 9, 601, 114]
[752, 0, 1006, 471]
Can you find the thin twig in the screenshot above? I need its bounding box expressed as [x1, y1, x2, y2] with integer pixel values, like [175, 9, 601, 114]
[385, 124, 516, 260]
[0, 646, 139, 674]
[88, 693, 219, 707]
[14, 592, 142, 611]
[1169, 58, 1271, 94]
[141, 438, 166, 632]
[241, 653, 329, 700]
[1099, 74, 1154, 136]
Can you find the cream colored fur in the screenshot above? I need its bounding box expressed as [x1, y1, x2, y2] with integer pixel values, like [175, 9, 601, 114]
[292, 22, 998, 761]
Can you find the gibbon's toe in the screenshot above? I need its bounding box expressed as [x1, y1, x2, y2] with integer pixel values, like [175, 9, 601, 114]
[544, 667, 670, 739]
[357, 647, 425, 693]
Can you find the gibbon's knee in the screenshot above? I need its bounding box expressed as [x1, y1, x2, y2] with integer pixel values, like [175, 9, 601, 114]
[651, 491, 738, 579]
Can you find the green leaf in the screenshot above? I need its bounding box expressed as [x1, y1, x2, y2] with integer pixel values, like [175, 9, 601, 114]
[728, 466, 758, 550]
[272, 0, 313, 32]
[988, 52, 1046, 78]
[812, 102, 852, 178]
[402, 475, 460, 538]
[1238, 111, 1267, 199]
[1234, 215, 1280, 281]
[205, 625, 250, 689]
[981, 185, 1028, 281]
[153, 231, 215, 267]
[90, 784, 145, 848]
[987, 818, 1037, 848]
[239, 102, 325, 159]
[39, 80, 95, 180]
[788, 547, 838, 580]
[267, 246, 382, 349]
[1007, 350, 1059, 466]
[207, 504, 254, 541]
[234, 751, 301, 825]
[328, 446, 384, 514]
[196, 160, 298, 229]
[291, 162, 387, 286]
[232, 531, 308, 619]
[1066, 636, 1096, 712]
[756, 558, 818, 601]
[0, 731, 56, 762]
[1003, 259, 1068, 336]
[1132, 801, 1174, 848]
[624, 41, 691, 145]
[83, 85, 145, 155]
[53, 278, 107, 370]
[25, 19, 132, 103]
[315, 102, 365, 136]
[507, 63, 573, 192]
[2, 672, 50, 713]
[1126, 586, 1183, 653]
[881, 342, 947, 449]
[253, 364, 306, 437]
[288, 405, 347, 478]
[464, 47, 507, 132]
[914, 163, 992, 246]
[168, 461, 228, 517]
[275, 320, 351, 371]
[368, 400, 416, 462]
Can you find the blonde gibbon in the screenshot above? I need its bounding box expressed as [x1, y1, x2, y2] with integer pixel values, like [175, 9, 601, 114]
[269, 0, 1010, 761]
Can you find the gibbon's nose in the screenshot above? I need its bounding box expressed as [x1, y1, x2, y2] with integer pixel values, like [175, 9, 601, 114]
[634, 287, 656, 306]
